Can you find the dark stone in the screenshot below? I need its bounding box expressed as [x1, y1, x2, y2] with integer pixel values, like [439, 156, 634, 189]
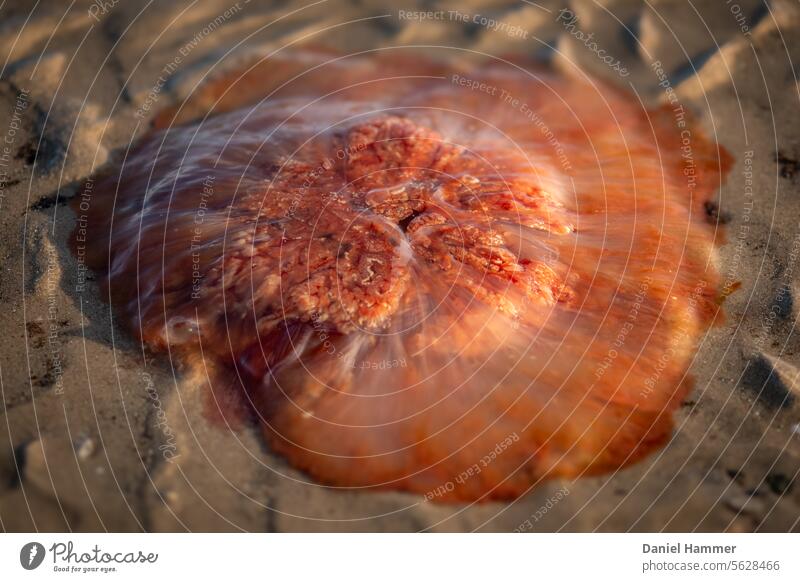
[29, 193, 68, 211]
[534, 41, 556, 65]
[748, 1, 770, 31]
[619, 15, 641, 54]
[726, 468, 744, 482]
[776, 152, 799, 179]
[741, 355, 795, 409]
[772, 283, 793, 319]
[703, 200, 732, 225]
[765, 473, 794, 496]
[670, 47, 718, 85]
[10, 442, 28, 488]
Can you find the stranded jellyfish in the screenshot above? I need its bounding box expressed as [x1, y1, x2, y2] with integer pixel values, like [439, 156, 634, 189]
[75, 49, 731, 501]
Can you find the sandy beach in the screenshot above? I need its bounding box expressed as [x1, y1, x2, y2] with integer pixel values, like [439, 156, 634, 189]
[1, 0, 799, 532]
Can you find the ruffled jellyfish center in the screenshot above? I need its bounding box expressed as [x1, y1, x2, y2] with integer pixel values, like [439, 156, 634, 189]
[283, 115, 574, 333]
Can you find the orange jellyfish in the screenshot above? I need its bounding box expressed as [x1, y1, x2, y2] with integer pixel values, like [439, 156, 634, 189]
[75, 49, 731, 502]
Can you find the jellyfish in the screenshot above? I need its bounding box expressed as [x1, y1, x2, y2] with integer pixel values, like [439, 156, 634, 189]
[74, 49, 731, 501]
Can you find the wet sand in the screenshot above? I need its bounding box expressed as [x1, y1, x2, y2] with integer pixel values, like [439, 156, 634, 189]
[1, 0, 799, 531]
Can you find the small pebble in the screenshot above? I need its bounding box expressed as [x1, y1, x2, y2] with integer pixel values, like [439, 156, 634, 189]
[76, 437, 96, 460]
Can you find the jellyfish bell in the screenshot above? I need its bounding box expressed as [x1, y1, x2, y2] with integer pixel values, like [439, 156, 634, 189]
[74, 49, 731, 502]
